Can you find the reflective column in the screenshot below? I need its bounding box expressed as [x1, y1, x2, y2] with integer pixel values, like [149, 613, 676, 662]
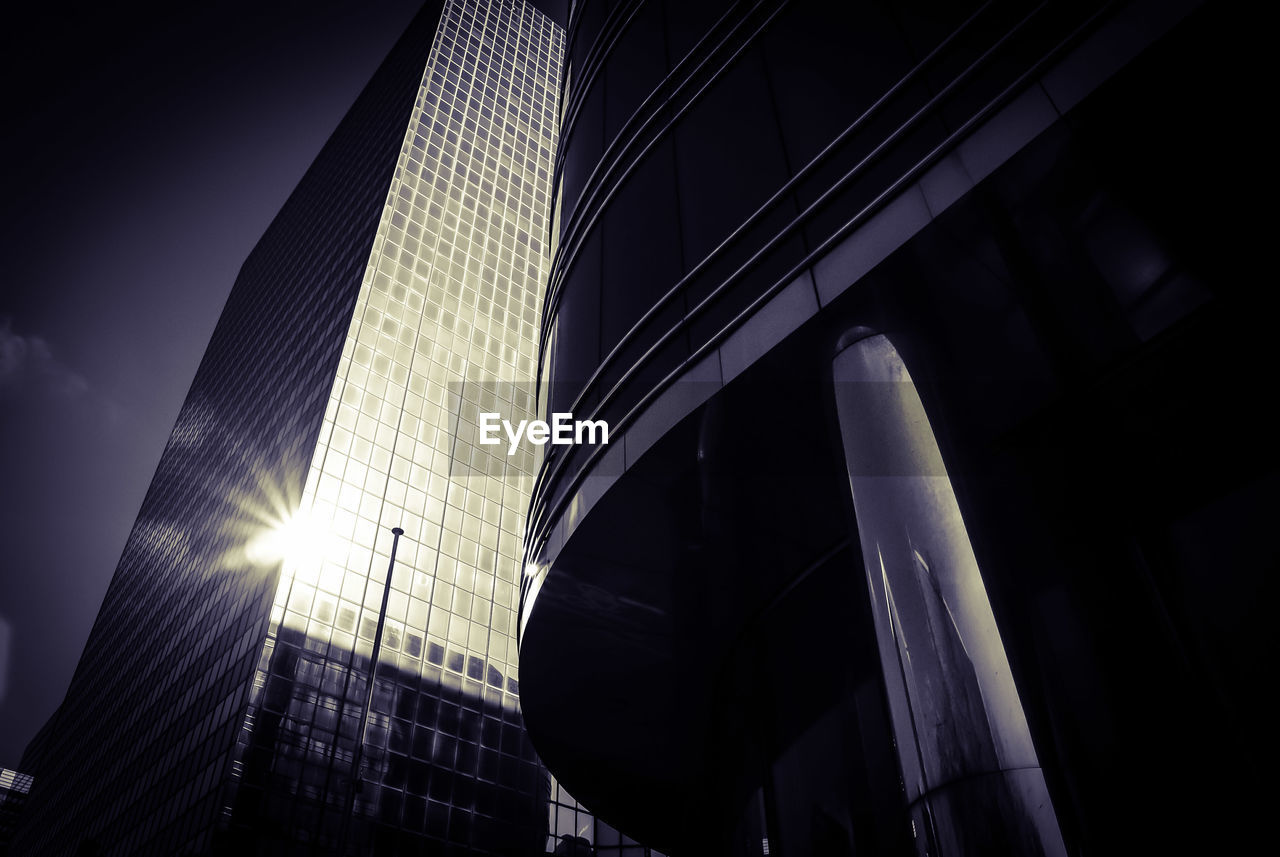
[832, 331, 1065, 857]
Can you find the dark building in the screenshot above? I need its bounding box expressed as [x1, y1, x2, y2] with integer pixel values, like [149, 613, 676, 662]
[0, 768, 33, 854]
[15, 0, 572, 854]
[518, 0, 1266, 855]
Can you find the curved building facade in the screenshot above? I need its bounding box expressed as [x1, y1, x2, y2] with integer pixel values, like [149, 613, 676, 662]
[518, 0, 1265, 854]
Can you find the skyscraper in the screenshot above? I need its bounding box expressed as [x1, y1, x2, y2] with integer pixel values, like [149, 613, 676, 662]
[15, 0, 568, 853]
[0, 767, 33, 853]
[519, 0, 1262, 854]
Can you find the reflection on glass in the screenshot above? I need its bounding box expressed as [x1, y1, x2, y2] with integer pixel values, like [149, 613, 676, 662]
[546, 774, 661, 856]
[832, 332, 1065, 857]
[218, 0, 567, 852]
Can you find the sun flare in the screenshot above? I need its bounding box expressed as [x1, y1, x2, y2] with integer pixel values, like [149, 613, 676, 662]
[245, 509, 329, 570]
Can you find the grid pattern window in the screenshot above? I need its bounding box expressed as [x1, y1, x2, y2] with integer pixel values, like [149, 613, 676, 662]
[10, 5, 445, 855]
[0, 768, 34, 846]
[546, 775, 667, 857]
[223, 0, 566, 853]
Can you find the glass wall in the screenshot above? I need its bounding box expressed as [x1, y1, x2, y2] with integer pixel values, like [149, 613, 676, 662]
[11, 2, 449, 852]
[545, 775, 668, 857]
[223, 0, 566, 851]
[0, 768, 34, 848]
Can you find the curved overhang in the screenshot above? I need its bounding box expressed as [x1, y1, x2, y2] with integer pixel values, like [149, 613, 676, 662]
[519, 0, 1209, 846]
[523, 0, 1203, 619]
[517, 326, 856, 848]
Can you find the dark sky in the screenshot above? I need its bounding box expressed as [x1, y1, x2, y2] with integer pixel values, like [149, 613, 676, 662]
[0, 0, 429, 769]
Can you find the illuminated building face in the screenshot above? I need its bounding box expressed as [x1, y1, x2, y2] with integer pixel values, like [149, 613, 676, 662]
[224, 0, 565, 849]
[260, 0, 560, 715]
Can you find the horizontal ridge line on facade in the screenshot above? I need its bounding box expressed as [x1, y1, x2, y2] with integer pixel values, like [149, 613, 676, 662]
[521, 5, 1113, 575]
[542, 0, 784, 357]
[525, 3, 1094, 537]
[556, 0, 645, 146]
[537, 0, 1013, 377]
[552, 0, 763, 193]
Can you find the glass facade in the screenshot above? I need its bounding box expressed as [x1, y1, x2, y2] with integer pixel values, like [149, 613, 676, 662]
[520, 1, 1262, 855]
[222, 1, 565, 852]
[15, 1, 581, 854]
[545, 774, 666, 857]
[14, 4, 445, 852]
[0, 768, 33, 852]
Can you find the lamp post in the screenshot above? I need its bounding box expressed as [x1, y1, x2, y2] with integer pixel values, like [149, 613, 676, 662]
[340, 525, 404, 852]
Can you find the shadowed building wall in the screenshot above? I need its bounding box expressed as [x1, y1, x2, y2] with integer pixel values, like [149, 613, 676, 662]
[518, 1, 1265, 855]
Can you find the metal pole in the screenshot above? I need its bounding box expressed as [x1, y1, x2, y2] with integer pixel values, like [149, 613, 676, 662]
[340, 526, 404, 853]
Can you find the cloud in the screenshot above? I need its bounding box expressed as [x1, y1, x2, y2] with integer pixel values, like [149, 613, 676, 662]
[0, 317, 90, 399]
